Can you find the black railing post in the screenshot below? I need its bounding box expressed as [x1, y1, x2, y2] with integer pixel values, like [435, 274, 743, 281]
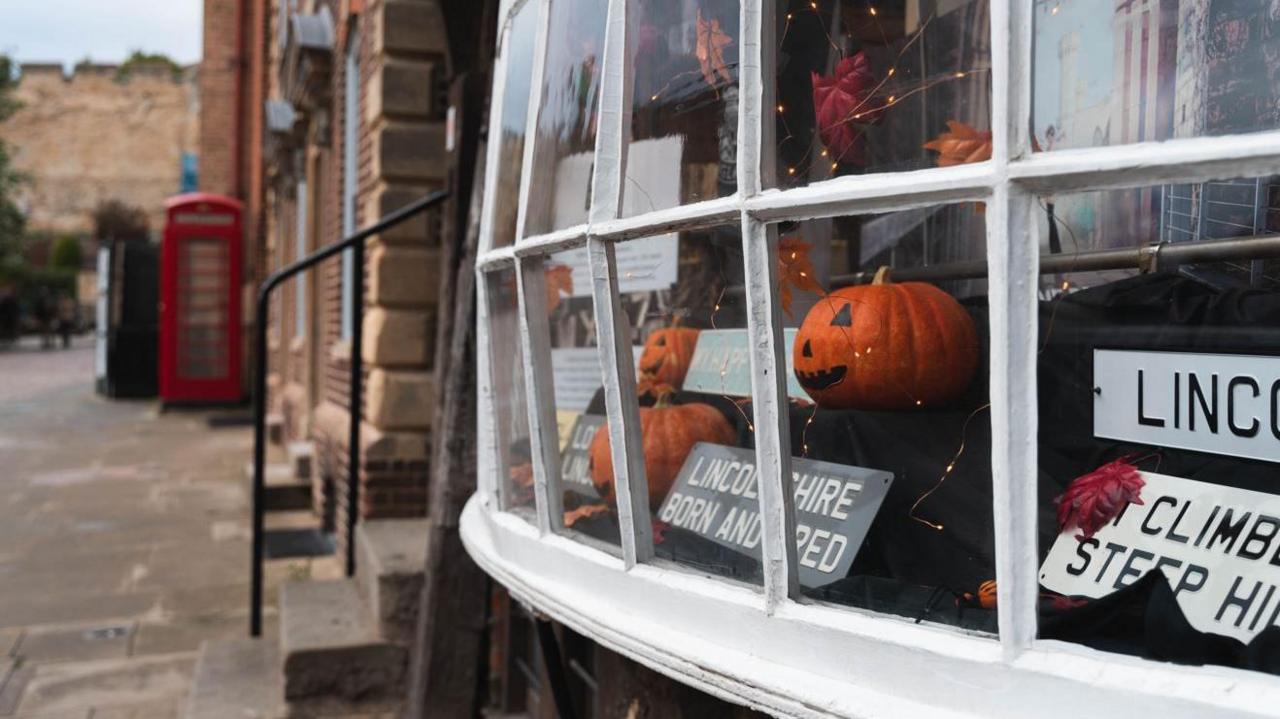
[250, 283, 271, 637]
[535, 618, 578, 719]
[346, 240, 363, 577]
[249, 190, 448, 637]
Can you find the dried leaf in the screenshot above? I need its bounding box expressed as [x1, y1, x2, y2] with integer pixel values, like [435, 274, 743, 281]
[696, 10, 734, 90]
[923, 120, 993, 167]
[1056, 457, 1146, 540]
[812, 52, 882, 166]
[778, 236, 824, 317]
[564, 503, 611, 528]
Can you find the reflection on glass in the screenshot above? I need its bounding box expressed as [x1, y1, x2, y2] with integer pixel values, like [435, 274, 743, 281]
[1033, 2, 1280, 151]
[522, 0, 609, 237]
[772, 0, 992, 188]
[1036, 176, 1280, 677]
[776, 206, 996, 633]
[487, 268, 535, 520]
[491, 0, 540, 248]
[623, 0, 741, 215]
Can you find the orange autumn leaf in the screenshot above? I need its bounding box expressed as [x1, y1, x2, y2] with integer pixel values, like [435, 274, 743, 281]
[545, 264, 573, 313]
[923, 120, 993, 167]
[564, 502, 610, 528]
[778, 236, 824, 318]
[695, 9, 733, 90]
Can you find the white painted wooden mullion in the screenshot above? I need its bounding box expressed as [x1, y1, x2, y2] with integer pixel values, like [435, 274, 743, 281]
[587, 237, 653, 567]
[742, 214, 800, 610]
[587, 0, 631, 224]
[747, 163, 995, 222]
[476, 6, 516, 255]
[989, 0, 1038, 658]
[1009, 130, 1280, 194]
[738, 0, 798, 609]
[476, 266, 501, 508]
[513, 0, 551, 243]
[515, 254, 564, 534]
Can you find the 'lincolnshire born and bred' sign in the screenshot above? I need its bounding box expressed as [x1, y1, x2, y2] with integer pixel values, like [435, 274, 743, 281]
[1094, 349, 1280, 464]
[560, 414, 605, 500]
[1040, 472, 1280, 642]
[656, 443, 893, 588]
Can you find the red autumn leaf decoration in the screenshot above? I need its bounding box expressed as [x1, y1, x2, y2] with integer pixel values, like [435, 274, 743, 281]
[923, 120, 993, 167]
[696, 10, 734, 90]
[1055, 457, 1145, 540]
[545, 264, 573, 313]
[778, 236, 824, 318]
[812, 52, 882, 166]
[652, 519, 670, 545]
[564, 502, 611, 528]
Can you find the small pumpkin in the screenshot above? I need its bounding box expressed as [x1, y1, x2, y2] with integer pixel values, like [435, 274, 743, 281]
[637, 327, 700, 390]
[792, 267, 978, 410]
[589, 391, 736, 510]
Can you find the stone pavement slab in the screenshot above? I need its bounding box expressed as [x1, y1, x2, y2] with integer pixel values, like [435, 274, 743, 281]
[12, 622, 135, 665]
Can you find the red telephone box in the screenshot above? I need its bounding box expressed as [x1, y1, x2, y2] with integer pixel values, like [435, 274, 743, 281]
[159, 193, 243, 403]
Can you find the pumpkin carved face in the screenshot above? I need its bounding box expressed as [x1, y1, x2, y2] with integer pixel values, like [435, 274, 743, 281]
[792, 273, 978, 410]
[637, 327, 700, 390]
[589, 395, 736, 510]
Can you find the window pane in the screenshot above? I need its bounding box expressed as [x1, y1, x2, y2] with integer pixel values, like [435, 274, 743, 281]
[486, 268, 535, 520]
[522, 0, 609, 237]
[1033, 2, 1280, 151]
[539, 248, 625, 548]
[777, 206, 996, 633]
[622, 0, 741, 215]
[580, 228, 764, 585]
[1036, 175, 1280, 676]
[492, 0, 540, 248]
[771, 0, 992, 188]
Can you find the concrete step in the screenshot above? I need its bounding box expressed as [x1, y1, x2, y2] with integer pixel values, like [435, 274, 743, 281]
[280, 579, 407, 702]
[185, 638, 282, 719]
[355, 519, 429, 645]
[246, 461, 312, 512]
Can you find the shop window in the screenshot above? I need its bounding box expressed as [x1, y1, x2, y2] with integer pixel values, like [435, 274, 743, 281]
[1036, 175, 1280, 676]
[772, 0, 992, 188]
[486, 267, 535, 520]
[776, 206, 996, 631]
[1033, 2, 1280, 151]
[491, 0, 540, 248]
[623, 0, 741, 213]
[521, 0, 610, 237]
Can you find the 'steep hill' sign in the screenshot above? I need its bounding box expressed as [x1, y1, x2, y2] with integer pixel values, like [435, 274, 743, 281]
[1041, 472, 1280, 642]
[657, 443, 892, 589]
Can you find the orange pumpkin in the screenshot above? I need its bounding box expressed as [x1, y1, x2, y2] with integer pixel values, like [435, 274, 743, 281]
[637, 327, 700, 390]
[977, 579, 997, 610]
[792, 267, 978, 410]
[589, 394, 736, 510]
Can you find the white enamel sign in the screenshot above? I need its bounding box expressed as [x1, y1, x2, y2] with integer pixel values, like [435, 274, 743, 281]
[1041, 472, 1280, 642]
[1093, 349, 1280, 464]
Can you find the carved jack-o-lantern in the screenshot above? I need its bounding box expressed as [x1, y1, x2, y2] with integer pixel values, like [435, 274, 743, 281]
[792, 268, 978, 410]
[637, 327, 700, 390]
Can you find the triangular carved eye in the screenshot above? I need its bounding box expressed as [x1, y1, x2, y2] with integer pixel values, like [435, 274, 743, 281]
[802, 339, 813, 358]
[654, 335, 665, 346]
[830, 303, 852, 327]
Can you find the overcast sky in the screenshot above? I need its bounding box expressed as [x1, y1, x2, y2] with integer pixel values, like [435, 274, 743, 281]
[0, 0, 202, 69]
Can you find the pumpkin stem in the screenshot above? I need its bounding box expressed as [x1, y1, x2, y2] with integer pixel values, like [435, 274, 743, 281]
[872, 266, 893, 285]
[652, 383, 677, 408]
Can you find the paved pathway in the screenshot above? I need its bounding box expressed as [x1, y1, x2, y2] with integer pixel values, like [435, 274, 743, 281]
[0, 337, 320, 718]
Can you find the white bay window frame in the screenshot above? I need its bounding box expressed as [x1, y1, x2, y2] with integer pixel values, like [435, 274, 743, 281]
[462, 0, 1280, 716]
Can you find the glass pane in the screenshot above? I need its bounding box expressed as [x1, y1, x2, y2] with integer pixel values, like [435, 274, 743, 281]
[1036, 175, 1280, 677]
[178, 238, 229, 380]
[771, 0, 992, 188]
[539, 249, 624, 547]
[521, 0, 609, 237]
[1033, 2, 1280, 151]
[777, 205, 996, 633]
[581, 227, 764, 584]
[492, 0, 540, 248]
[486, 268, 535, 521]
[623, 0, 741, 215]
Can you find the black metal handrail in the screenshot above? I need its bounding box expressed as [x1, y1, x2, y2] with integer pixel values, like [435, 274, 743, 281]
[250, 190, 449, 636]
